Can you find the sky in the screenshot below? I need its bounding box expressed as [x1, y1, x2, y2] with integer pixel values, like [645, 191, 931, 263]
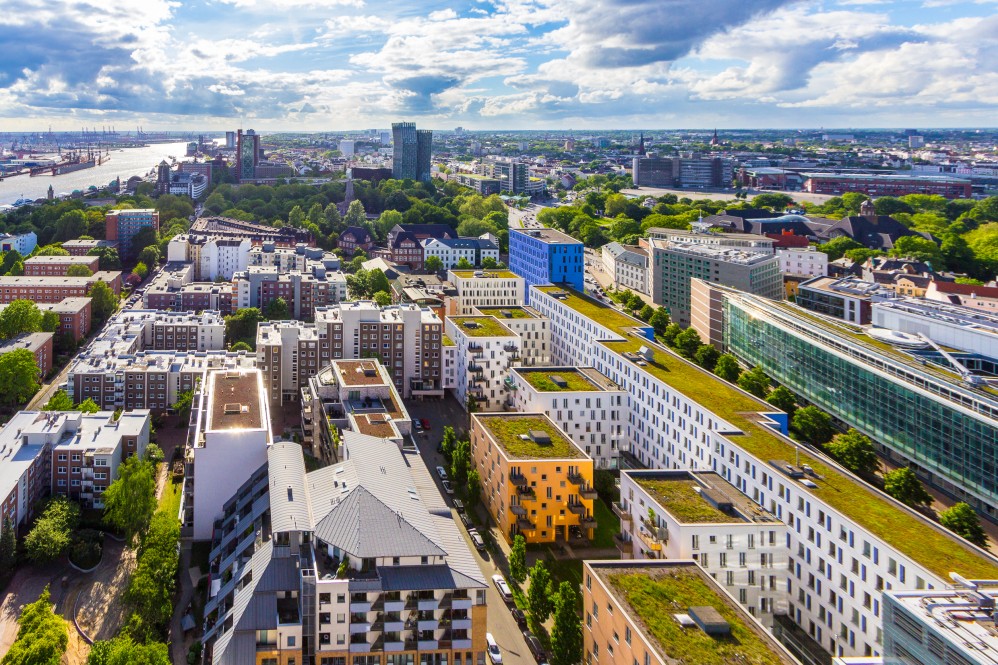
[0, 0, 996, 131]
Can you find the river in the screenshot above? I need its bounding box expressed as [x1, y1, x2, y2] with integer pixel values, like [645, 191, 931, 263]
[0, 140, 193, 206]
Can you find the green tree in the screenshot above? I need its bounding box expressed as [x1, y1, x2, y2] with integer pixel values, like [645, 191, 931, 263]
[661, 323, 682, 347]
[424, 255, 443, 273]
[88, 246, 122, 271]
[883, 467, 933, 507]
[87, 636, 170, 665]
[752, 193, 795, 210]
[450, 439, 470, 485]
[0, 299, 42, 339]
[372, 291, 392, 307]
[455, 257, 473, 269]
[625, 292, 644, 311]
[0, 348, 41, 404]
[765, 385, 797, 416]
[145, 443, 165, 464]
[288, 205, 306, 227]
[0, 517, 16, 571]
[66, 263, 93, 277]
[818, 236, 864, 261]
[230, 341, 252, 352]
[714, 353, 741, 382]
[441, 426, 458, 461]
[323, 203, 343, 233]
[826, 429, 879, 476]
[225, 308, 264, 347]
[737, 365, 770, 399]
[133, 262, 148, 279]
[673, 327, 702, 358]
[35, 243, 70, 257]
[76, 398, 98, 413]
[466, 469, 482, 510]
[940, 503, 988, 548]
[368, 268, 391, 296]
[509, 535, 527, 585]
[527, 560, 553, 623]
[792, 405, 834, 445]
[0, 249, 23, 275]
[88, 281, 118, 323]
[890, 236, 944, 266]
[550, 581, 583, 665]
[137, 245, 161, 268]
[125, 511, 180, 640]
[103, 456, 157, 544]
[1, 586, 68, 665]
[264, 297, 290, 320]
[24, 497, 79, 562]
[173, 389, 195, 422]
[44, 390, 75, 411]
[843, 248, 884, 265]
[637, 304, 654, 322]
[344, 200, 367, 226]
[648, 307, 670, 336]
[40, 310, 60, 333]
[481, 256, 498, 269]
[694, 344, 720, 371]
[130, 226, 159, 259]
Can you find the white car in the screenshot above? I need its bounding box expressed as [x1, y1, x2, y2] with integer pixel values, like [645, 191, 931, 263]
[436, 466, 448, 480]
[468, 528, 486, 551]
[492, 574, 512, 602]
[442, 480, 455, 495]
[486, 633, 503, 664]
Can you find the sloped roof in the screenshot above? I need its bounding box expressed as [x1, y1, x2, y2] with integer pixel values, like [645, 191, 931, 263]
[268, 443, 311, 534]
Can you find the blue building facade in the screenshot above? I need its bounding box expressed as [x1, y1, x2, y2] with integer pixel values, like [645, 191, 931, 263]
[509, 228, 584, 301]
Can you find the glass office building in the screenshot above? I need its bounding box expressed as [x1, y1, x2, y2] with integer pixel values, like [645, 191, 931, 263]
[720, 293, 998, 517]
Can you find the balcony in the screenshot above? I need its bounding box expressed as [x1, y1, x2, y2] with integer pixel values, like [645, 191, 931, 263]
[468, 343, 484, 356]
[468, 363, 484, 374]
[517, 517, 535, 531]
[566, 470, 583, 485]
[579, 485, 598, 500]
[510, 504, 528, 517]
[502, 377, 517, 392]
[636, 527, 663, 553]
[503, 343, 518, 354]
[613, 533, 632, 557]
[612, 502, 632, 521]
[568, 503, 586, 516]
[517, 485, 536, 500]
[580, 514, 597, 528]
[509, 472, 528, 487]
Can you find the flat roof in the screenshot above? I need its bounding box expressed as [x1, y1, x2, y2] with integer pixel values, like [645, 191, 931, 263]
[352, 413, 400, 438]
[24, 255, 98, 264]
[534, 284, 998, 580]
[803, 172, 971, 184]
[589, 561, 800, 665]
[887, 585, 998, 660]
[512, 227, 582, 245]
[474, 413, 585, 460]
[333, 360, 390, 387]
[207, 370, 263, 431]
[515, 367, 619, 392]
[449, 270, 521, 279]
[800, 276, 883, 298]
[475, 306, 541, 320]
[449, 316, 516, 338]
[631, 471, 779, 524]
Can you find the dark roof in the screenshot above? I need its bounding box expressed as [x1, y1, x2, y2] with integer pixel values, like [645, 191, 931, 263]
[824, 214, 926, 250]
[391, 224, 457, 240]
[341, 226, 373, 244]
[720, 208, 781, 220]
[390, 231, 421, 249]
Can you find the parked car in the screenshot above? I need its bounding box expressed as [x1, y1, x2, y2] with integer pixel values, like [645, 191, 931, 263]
[460, 512, 472, 528]
[511, 607, 527, 628]
[452, 499, 465, 513]
[413, 420, 423, 431]
[486, 633, 502, 664]
[436, 466, 448, 480]
[421, 418, 431, 430]
[442, 480, 455, 495]
[468, 529, 486, 551]
[492, 574, 512, 602]
[523, 632, 547, 663]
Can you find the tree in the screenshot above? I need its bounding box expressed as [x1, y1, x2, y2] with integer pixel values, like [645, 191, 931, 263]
[344, 200, 367, 226]
[527, 560, 553, 623]
[648, 307, 670, 336]
[173, 389, 194, 422]
[88, 247, 122, 271]
[87, 637, 170, 665]
[1, 586, 68, 665]
[264, 297, 290, 320]
[77, 398, 100, 413]
[940, 503, 988, 548]
[826, 429, 880, 476]
[40, 310, 60, 333]
[752, 192, 795, 210]
[550, 581, 583, 665]
[130, 226, 159, 258]
[883, 467, 933, 507]
[24, 497, 79, 562]
[368, 268, 391, 296]
[818, 237, 864, 262]
[288, 205, 306, 228]
[225, 308, 264, 347]
[44, 390, 75, 411]
[125, 511, 180, 640]
[450, 440, 470, 485]
[673, 327, 702, 358]
[145, 443, 165, 464]
[0, 299, 42, 339]
[737, 365, 770, 399]
[638, 304, 654, 322]
[103, 456, 157, 544]
[714, 353, 741, 382]
[372, 291, 392, 307]
[424, 255, 443, 273]
[694, 344, 720, 371]
[766, 385, 797, 416]
[137, 245, 161, 268]
[466, 469, 482, 510]
[625, 292, 644, 311]
[661, 322, 682, 347]
[792, 405, 834, 445]
[133, 262, 148, 280]
[35, 244, 70, 257]
[455, 257, 473, 269]
[509, 535, 527, 584]
[890, 236, 944, 266]
[66, 263, 93, 277]
[441, 426, 458, 461]
[230, 341, 252, 352]
[88, 281, 118, 323]
[0, 517, 16, 571]
[0, 348, 41, 404]
[481, 256, 498, 269]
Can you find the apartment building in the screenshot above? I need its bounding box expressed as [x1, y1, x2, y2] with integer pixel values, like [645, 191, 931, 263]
[582, 560, 802, 665]
[233, 264, 348, 320]
[508, 228, 584, 301]
[105, 208, 159, 259]
[257, 301, 444, 402]
[61, 238, 116, 256]
[472, 306, 549, 366]
[422, 237, 500, 269]
[618, 470, 789, 628]
[0, 332, 53, 376]
[445, 316, 521, 412]
[202, 435, 488, 665]
[143, 263, 236, 314]
[601, 242, 650, 295]
[0, 412, 55, 527]
[795, 276, 881, 325]
[189, 215, 313, 246]
[388, 224, 456, 269]
[301, 358, 413, 462]
[470, 413, 596, 544]
[248, 242, 340, 272]
[528, 283, 998, 661]
[0, 271, 122, 303]
[447, 269, 526, 315]
[184, 368, 272, 540]
[778, 246, 828, 279]
[166, 234, 251, 281]
[24, 254, 101, 276]
[506, 367, 626, 469]
[37, 297, 92, 341]
[0, 231, 37, 255]
[646, 228, 776, 255]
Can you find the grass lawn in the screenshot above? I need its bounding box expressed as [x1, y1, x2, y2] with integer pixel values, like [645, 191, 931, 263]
[157, 477, 182, 519]
[546, 557, 583, 594]
[592, 499, 619, 548]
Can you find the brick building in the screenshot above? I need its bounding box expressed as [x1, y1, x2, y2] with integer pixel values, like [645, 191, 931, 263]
[0, 332, 54, 376]
[24, 255, 101, 276]
[0, 272, 122, 303]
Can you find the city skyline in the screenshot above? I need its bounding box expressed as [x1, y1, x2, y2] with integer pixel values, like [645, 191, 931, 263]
[1, 0, 996, 131]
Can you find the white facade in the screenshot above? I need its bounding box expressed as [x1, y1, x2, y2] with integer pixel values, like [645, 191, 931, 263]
[200, 238, 251, 280]
[778, 247, 828, 278]
[445, 316, 521, 412]
[422, 238, 500, 269]
[448, 270, 526, 314]
[0, 231, 38, 255]
[601, 242, 649, 294]
[339, 140, 355, 156]
[471, 306, 550, 366]
[528, 284, 998, 661]
[506, 367, 626, 469]
[872, 298, 998, 359]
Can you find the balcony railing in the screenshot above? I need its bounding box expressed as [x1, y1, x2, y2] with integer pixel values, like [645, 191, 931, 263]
[579, 485, 598, 500]
[568, 503, 586, 516]
[517, 517, 535, 531]
[566, 470, 583, 485]
[509, 472, 528, 487]
[468, 363, 484, 373]
[510, 504, 528, 517]
[612, 502, 632, 521]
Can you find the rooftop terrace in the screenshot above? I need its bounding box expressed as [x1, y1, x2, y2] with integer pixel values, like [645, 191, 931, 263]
[535, 284, 998, 580]
[333, 360, 389, 387]
[207, 370, 263, 431]
[475, 414, 584, 460]
[449, 316, 516, 338]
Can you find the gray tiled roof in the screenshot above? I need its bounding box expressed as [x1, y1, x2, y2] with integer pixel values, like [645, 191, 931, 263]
[268, 443, 312, 533]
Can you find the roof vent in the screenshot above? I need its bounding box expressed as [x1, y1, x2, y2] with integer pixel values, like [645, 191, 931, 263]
[688, 606, 730, 636]
[549, 375, 568, 389]
[223, 403, 246, 415]
[528, 430, 551, 444]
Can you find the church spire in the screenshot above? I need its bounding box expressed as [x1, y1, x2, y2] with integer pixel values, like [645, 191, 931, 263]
[638, 132, 646, 156]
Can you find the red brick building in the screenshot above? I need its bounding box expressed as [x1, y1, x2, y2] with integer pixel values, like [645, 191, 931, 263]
[802, 172, 972, 199]
[24, 255, 101, 276]
[39, 297, 93, 341]
[338, 226, 374, 255]
[0, 332, 54, 376]
[0, 272, 122, 303]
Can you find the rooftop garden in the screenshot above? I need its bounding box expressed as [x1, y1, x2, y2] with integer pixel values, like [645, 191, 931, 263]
[442, 334, 455, 347]
[477, 415, 583, 459]
[607, 570, 791, 665]
[476, 306, 534, 319]
[535, 285, 648, 334]
[519, 369, 599, 393]
[637, 478, 735, 524]
[449, 316, 516, 338]
[540, 285, 998, 580]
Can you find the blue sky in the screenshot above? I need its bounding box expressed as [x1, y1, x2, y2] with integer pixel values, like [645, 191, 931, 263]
[0, 0, 995, 130]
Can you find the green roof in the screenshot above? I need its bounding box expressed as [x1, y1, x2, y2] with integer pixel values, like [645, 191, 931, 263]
[449, 316, 516, 338]
[637, 478, 735, 524]
[606, 569, 795, 665]
[475, 306, 535, 319]
[476, 415, 583, 459]
[450, 270, 520, 279]
[536, 284, 649, 333]
[519, 369, 601, 392]
[442, 334, 455, 347]
[537, 285, 998, 580]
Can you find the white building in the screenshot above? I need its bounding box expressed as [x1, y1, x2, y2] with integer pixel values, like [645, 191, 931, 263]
[778, 246, 828, 278]
[186, 368, 272, 540]
[422, 237, 499, 269]
[472, 305, 550, 366]
[167, 234, 251, 281]
[871, 298, 998, 360]
[528, 283, 998, 662]
[618, 469, 789, 628]
[447, 269, 526, 315]
[0, 231, 37, 255]
[506, 367, 626, 468]
[338, 139, 355, 156]
[445, 315, 521, 412]
[601, 242, 650, 294]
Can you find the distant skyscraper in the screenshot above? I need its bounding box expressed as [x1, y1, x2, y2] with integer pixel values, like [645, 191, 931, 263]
[225, 131, 236, 149]
[236, 129, 260, 182]
[339, 140, 355, 157]
[391, 122, 432, 182]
